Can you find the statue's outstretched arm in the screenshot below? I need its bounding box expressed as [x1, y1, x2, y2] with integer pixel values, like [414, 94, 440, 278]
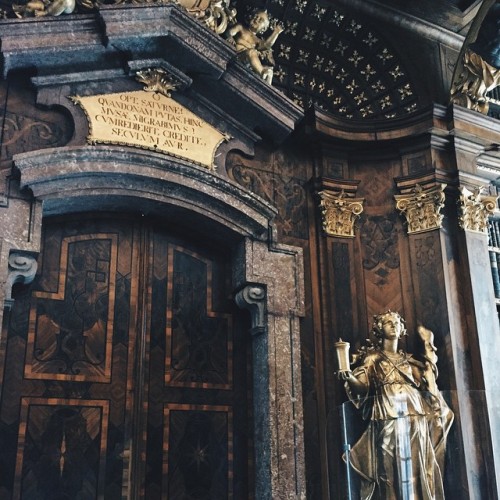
[417, 325, 439, 395]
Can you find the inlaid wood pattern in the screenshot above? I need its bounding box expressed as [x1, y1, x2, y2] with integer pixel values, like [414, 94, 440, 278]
[166, 245, 233, 389]
[163, 404, 233, 500]
[25, 234, 118, 382]
[14, 398, 109, 500]
[1, 216, 251, 499]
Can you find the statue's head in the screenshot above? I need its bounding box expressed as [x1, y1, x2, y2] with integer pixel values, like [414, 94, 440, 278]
[371, 310, 407, 340]
[249, 9, 270, 34]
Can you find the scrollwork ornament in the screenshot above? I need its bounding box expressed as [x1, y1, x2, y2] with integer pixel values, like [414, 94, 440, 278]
[450, 49, 500, 114]
[459, 186, 498, 233]
[5, 251, 38, 307]
[12, 0, 75, 17]
[394, 183, 446, 234]
[235, 284, 266, 336]
[135, 68, 180, 97]
[318, 190, 364, 238]
[188, 0, 237, 35]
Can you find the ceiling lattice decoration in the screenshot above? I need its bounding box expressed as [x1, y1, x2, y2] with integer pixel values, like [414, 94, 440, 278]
[257, 0, 421, 120]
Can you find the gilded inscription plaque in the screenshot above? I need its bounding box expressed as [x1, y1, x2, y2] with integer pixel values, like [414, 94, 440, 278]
[71, 91, 228, 169]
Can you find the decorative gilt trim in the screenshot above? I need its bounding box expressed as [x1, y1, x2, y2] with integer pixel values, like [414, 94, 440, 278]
[185, 0, 237, 35]
[235, 284, 266, 336]
[450, 49, 500, 115]
[128, 59, 193, 91]
[459, 186, 498, 233]
[394, 183, 446, 234]
[5, 251, 38, 309]
[135, 68, 180, 97]
[318, 190, 364, 238]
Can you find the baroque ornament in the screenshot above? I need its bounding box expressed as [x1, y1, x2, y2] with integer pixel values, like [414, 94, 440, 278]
[5, 251, 38, 307]
[394, 183, 446, 234]
[186, 0, 236, 35]
[450, 49, 500, 114]
[318, 190, 364, 238]
[135, 68, 180, 97]
[336, 310, 453, 500]
[459, 186, 498, 233]
[225, 9, 284, 85]
[12, 0, 75, 17]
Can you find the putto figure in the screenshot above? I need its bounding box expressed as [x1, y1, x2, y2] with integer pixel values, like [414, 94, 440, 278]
[13, 0, 75, 17]
[337, 311, 454, 500]
[225, 9, 284, 84]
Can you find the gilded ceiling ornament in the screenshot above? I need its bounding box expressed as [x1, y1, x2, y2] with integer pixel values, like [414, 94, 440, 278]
[459, 186, 498, 233]
[394, 183, 446, 234]
[450, 49, 500, 114]
[318, 190, 364, 238]
[377, 48, 393, 63]
[135, 68, 179, 97]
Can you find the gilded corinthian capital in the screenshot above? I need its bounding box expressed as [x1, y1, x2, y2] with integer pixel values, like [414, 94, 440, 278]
[395, 183, 446, 234]
[459, 186, 498, 233]
[318, 190, 364, 238]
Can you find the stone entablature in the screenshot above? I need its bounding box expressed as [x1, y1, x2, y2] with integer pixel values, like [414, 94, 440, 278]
[0, 5, 302, 145]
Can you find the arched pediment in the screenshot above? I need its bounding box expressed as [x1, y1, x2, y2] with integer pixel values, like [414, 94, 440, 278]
[14, 145, 277, 241]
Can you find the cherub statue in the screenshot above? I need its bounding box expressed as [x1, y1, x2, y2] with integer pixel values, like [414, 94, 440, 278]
[13, 0, 75, 17]
[336, 311, 454, 500]
[225, 9, 284, 84]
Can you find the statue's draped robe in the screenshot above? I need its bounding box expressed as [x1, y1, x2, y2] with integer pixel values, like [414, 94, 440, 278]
[345, 351, 453, 500]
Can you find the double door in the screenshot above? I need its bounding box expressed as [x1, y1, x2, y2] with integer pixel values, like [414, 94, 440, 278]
[0, 216, 252, 499]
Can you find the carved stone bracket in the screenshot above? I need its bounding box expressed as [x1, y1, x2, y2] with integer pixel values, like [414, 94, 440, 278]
[459, 186, 498, 233]
[5, 251, 37, 309]
[395, 183, 446, 234]
[235, 284, 266, 336]
[318, 189, 364, 238]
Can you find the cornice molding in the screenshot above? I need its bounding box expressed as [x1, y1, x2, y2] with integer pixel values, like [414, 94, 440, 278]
[332, 0, 468, 50]
[308, 104, 449, 143]
[0, 4, 303, 144]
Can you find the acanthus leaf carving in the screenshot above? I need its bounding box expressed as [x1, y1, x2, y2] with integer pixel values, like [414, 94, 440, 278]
[459, 186, 498, 233]
[318, 189, 364, 238]
[395, 183, 446, 234]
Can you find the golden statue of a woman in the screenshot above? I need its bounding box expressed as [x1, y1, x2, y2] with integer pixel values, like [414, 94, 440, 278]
[337, 311, 454, 500]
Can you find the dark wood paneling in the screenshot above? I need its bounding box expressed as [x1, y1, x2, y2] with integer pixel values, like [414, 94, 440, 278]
[1, 215, 251, 499]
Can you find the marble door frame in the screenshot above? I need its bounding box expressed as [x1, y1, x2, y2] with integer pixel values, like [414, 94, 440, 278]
[1, 146, 306, 499]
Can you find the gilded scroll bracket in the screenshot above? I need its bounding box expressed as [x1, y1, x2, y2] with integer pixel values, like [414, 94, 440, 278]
[394, 183, 446, 235]
[459, 185, 498, 233]
[235, 284, 266, 337]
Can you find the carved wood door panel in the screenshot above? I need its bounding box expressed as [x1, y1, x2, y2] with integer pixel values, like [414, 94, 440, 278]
[0, 216, 251, 499]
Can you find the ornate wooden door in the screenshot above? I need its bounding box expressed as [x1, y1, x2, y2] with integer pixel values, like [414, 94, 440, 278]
[0, 215, 251, 499]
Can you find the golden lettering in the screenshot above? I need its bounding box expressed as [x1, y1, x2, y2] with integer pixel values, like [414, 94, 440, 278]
[73, 90, 226, 169]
